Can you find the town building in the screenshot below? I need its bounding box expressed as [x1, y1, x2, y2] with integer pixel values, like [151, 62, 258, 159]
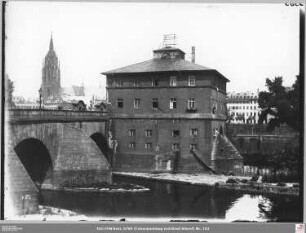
[102, 43, 242, 174]
[39, 36, 104, 110]
[226, 91, 260, 124]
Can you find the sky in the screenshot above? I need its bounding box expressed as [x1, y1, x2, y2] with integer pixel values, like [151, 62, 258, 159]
[5, 2, 300, 99]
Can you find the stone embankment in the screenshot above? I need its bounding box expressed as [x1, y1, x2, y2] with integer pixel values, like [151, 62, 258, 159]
[114, 172, 299, 196]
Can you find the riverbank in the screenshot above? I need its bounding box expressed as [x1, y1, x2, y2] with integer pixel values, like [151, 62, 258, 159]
[114, 172, 299, 196]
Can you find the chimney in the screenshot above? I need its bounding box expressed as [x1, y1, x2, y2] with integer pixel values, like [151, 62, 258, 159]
[191, 46, 195, 63]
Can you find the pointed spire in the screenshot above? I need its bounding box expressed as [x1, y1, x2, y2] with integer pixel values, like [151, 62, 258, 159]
[49, 33, 54, 51]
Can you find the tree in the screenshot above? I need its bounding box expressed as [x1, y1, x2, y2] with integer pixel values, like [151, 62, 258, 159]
[226, 110, 235, 123]
[235, 113, 245, 123]
[258, 76, 300, 131]
[5, 74, 14, 108]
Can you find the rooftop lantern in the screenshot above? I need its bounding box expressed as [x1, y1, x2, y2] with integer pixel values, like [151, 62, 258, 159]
[153, 34, 185, 60]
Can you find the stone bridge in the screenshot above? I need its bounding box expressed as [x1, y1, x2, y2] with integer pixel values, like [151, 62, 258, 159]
[5, 109, 112, 215]
[226, 124, 298, 155]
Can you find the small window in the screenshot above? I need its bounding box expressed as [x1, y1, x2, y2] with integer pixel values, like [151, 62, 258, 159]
[170, 76, 177, 86]
[190, 144, 197, 150]
[187, 98, 195, 109]
[170, 98, 176, 109]
[129, 142, 136, 149]
[190, 128, 198, 137]
[145, 142, 152, 150]
[172, 130, 180, 137]
[133, 80, 139, 87]
[152, 79, 159, 87]
[188, 76, 196, 86]
[134, 99, 140, 109]
[172, 143, 180, 150]
[145, 130, 152, 137]
[212, 105, 216, 114]
[129, 129, 136, 137]
[117, 99, 123, 108]
[152, 98, 158, 109]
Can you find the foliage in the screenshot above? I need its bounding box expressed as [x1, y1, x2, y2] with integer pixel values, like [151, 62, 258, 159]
[266, 140, 300, 172]
[235, 113, 245, 122]
[243, 139, 300, 174]
[258, 76, 300, 131]
[226, 111, 235, 123]
[5, 74, 14, 108]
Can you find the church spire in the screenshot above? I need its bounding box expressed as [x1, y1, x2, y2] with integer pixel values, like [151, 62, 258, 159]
[49, 33, 54, 51]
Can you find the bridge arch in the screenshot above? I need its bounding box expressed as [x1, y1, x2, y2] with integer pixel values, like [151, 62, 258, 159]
[237, 138, 245, 152]
[14, 138, 53, 187]
[90, 132, 110, 162]
[249, 138, 260, 153]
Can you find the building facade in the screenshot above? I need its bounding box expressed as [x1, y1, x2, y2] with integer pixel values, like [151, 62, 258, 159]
[41, 36, 61, 101]
[103, 46, 242, 174]
[226, 92, 260, 124]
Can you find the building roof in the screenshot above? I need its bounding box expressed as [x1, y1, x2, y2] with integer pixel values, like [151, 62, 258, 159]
[72, 85, 85, 96]
[102, 59, 228, 80]
[102, 59, 212, 74]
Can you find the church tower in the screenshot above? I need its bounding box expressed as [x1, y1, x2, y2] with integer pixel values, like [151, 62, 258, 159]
[41, 35, 61, 101]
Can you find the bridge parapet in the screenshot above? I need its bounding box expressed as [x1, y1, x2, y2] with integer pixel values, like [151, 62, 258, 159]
[7, 109, 110, 123]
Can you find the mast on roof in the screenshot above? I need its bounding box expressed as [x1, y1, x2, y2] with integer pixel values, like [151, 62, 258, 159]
[163, 34, 177, 48]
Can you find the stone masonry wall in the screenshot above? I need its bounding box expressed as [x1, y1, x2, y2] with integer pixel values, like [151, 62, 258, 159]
[8, 121, 111, 191]
[5, 145, 39, 217]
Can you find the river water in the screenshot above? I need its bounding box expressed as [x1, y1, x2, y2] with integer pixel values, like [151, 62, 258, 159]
[39, 176, 301, 222]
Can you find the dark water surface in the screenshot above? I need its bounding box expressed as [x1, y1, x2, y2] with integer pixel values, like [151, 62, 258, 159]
[39, 176, 301, 222]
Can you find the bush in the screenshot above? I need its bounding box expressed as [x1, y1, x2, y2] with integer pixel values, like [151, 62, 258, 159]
[250, 175, 259, 182]
[277, 182, 286, 187]
[262, 175, 268, 183]
[226, 178, 237, 184]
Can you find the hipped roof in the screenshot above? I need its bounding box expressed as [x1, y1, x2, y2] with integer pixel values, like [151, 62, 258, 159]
[102, 58, 229, 82]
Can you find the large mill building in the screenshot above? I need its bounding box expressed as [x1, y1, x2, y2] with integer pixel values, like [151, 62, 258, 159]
[102, 40, 242, 174]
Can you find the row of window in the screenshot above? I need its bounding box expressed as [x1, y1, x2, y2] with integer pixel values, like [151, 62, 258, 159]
[228, 95, 258, 99]
[227, 101, 257, 104]
[228, 106, 257, 110]
[128, 129, 198, 137]
[117, 98, 196, 110]
[128, 142, 197, 150]
[112, 76, 196, 87]
[231, 112, 258, 117]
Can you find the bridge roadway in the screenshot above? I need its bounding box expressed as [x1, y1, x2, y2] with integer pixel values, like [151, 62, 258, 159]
[6, 109, 109, 123]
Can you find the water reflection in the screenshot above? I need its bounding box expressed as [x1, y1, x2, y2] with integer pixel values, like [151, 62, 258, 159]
[39, 176, 301, 221]
[225, 195, 271, 221]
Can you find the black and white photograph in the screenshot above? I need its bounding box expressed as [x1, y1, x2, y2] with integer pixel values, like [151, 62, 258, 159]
[2, 1, 304, 224]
